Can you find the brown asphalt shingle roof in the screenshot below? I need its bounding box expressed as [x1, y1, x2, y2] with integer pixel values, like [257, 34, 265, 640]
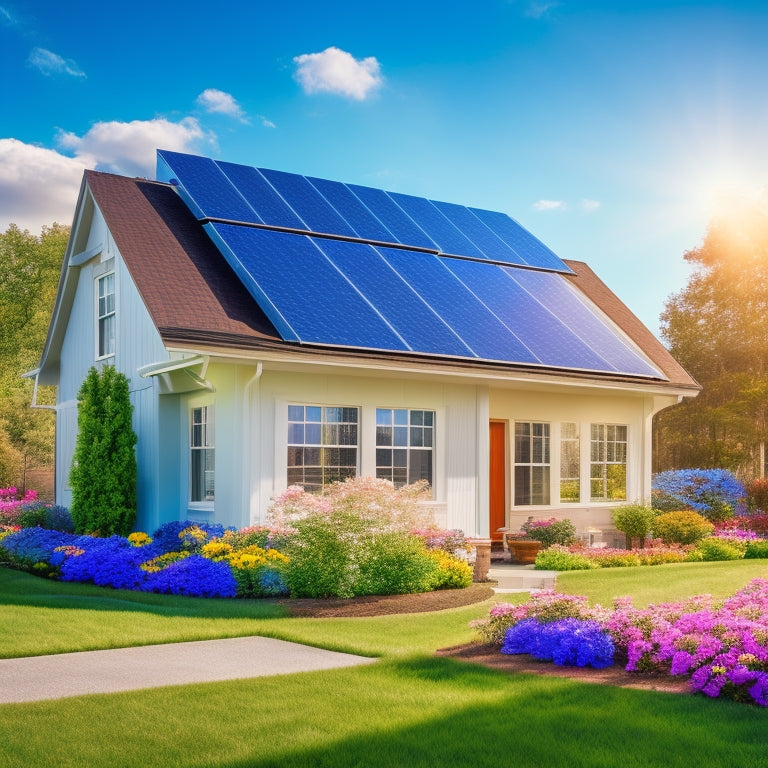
[86, 171, 698, 390]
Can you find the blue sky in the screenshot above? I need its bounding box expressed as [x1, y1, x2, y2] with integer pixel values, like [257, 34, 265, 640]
[2, 0, 767, 336]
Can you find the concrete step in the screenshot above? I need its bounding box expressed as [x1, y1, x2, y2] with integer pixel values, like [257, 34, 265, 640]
[487, 565, 557, 593]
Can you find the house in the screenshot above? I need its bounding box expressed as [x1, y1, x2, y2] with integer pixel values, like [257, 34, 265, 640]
[30, 150, 699, 542]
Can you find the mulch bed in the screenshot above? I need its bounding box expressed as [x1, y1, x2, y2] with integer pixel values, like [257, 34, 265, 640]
[278, 582, 691, 694]
[278, 582, 495, 617]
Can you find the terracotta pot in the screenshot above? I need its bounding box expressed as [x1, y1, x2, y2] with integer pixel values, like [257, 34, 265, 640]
[506, 539, 542, 564]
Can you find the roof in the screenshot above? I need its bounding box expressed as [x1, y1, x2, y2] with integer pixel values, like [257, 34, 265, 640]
[38, 164, 699, 393]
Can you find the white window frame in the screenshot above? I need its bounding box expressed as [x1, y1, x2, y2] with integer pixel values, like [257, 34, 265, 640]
[559, 422, 581, 503]
[189, 403, 215, 509]
[513, 421, 551, 506]
[95, 271, 116, 360]
[286, 404, 359, 492]
[375, 408, 435, 489]
[590, 423, 628, 502]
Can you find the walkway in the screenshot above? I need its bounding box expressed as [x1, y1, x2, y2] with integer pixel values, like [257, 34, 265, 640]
[0, 636, 376, 704]
[488, 562, 557, 593]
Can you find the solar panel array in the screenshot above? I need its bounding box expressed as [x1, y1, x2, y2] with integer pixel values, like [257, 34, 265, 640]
[156, 150, 664, 379]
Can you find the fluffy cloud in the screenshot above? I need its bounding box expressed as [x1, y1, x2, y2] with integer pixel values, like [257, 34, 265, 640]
[28, 47, 86, 78]
[533, 199, 568, 212]
[196, 89, 248, 122]
[57, 116, 209, 176]
[293, 46, 383, 100]
[0, 117, 211, 233]
[581, 198, 601, 212]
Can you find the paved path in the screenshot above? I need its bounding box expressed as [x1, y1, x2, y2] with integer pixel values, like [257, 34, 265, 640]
[0, 637, 377, 704]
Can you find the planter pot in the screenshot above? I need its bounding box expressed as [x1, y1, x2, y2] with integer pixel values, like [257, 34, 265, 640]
[506, 539, 542, 564]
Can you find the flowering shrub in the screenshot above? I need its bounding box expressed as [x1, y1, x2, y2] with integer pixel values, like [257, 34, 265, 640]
[534, 544, 597, 571]
[501, 618, 615, 669]
[127, 532, 153, 547]
[653, 510, 715, 544]
[611, 503, 657, 548]
[745, 478, 768, 513]
[140, 551, 191, 572]
[520, 517, 577, 547]
[412, 527, 470, 556]
[745, 540, 768, 559]
[695, 537, 744, 561]
[425, 549, 473, 589]
[150, 520, 226, 554]
[471, 590, 599, 645]
[475, 580, 768, 705]
[652, 469, 746, 521]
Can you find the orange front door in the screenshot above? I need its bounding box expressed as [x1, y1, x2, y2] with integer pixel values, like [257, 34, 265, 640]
[489, 421, 507, 541]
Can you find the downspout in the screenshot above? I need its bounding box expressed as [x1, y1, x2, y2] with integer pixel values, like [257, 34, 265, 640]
[242, 362, 263, 527]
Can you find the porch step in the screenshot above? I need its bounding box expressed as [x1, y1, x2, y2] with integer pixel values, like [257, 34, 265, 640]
[487, 565, 557, 593]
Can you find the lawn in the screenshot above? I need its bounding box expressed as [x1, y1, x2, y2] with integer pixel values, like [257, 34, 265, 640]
[1, 563, 767, 768]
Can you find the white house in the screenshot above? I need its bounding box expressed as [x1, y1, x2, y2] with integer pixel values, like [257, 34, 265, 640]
[31, 150, 699, 542]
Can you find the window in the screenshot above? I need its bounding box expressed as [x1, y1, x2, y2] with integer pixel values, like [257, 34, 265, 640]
[96, 273, 115, 359]
[560, 422, 580, 502]
[376, 408, 434, 488]
[190, 406, 215, 503]
[514, 422, 550, 505]
[590, 424, 627, 501]
[287, 405, 358, 491]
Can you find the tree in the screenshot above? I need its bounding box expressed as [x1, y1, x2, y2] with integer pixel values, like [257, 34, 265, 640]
[655, 199, 768, 473]
[70, 366, 138, 536]
[0, 223, 68, 489]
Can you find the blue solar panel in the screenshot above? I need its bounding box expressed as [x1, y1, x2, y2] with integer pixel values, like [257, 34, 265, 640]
[258, 169, 358, 238]
[444, 258, 615, 371]
[429, 200, 528, 266]
[509, 268, 661, 377]
[205, 224, 409, 351]
[317, 238, 475, 357]
[157, 150, 260, 223]
[215, 162, 306, 230]
[346, 184, 439, 251]
[376, 247, 540, 364]
[387, 192, 486, 260]
[468, 207, 566, 272]
[306, 176, 396, 243]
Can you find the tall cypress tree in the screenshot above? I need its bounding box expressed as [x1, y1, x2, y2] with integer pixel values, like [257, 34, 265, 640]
[69, 366, 137, 535]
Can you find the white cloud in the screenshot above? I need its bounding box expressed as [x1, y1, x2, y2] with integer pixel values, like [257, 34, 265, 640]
[57, 116, 209, 176]
[533, 199, 568, 211]
[28, 47, 86, 78]
[0, 139, 84, 232]
[0, 117, 212, 233]
[581, 198, 601, 212]
[293, 46, 383, 100]
[0, 6, 16, 25]
[258, 115, 276, 129]
[196, 88, 248, 123]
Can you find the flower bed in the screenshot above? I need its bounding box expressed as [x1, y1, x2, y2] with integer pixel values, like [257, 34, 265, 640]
[472, 581, 768, 706]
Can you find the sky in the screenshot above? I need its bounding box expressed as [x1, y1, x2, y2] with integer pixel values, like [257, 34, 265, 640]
[2, 0, 768, 338]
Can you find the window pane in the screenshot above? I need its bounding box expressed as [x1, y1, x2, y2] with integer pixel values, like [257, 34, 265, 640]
[560, 422, 580, 502]
[394, 426, 408, 447]
[376, 409, 392, 426]
[394, 409, 408, 426]
[376, 425, 393, 446]
[288, 405, 304, 421]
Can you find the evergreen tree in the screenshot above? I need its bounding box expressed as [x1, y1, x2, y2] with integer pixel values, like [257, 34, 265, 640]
[70, 366, 137, 535]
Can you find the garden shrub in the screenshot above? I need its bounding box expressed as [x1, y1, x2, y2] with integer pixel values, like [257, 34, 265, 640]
[611, 503, 657, 548]
[743, 513, 768, 537]
[521, 517, 577, 547]
[501, 618, 615, 669]
[652, 469, 745, 522]
[69, 366, 138, 536]
[745, 477, 768, 513]
[16, 502, 74, 532]
[425, 549, 473, 589]
[745, 539, 768, 559]
[534, 544, 597, 571]
[695, 537, 744, 561]
[354, 533, 439, 596]
[652, 510, 715, 544]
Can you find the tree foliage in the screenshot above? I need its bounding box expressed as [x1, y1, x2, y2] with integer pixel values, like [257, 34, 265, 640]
[0, 224, 67, 488]
[70, 366, 138, 536]
[655, 200, 768, 473]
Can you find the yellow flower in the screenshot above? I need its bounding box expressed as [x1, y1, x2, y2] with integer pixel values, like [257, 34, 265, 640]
[128, 532, 153, 547]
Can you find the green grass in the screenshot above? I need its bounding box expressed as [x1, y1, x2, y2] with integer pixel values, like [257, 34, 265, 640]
[1, 563, 767, 768]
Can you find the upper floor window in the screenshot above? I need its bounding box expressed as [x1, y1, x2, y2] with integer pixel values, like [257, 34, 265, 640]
[287, 405, 358, 492]
[96, 273, 115, 359]
[375, 408, 434, 488]
[560, 422, 580, 502]
[590, 423, 627, 501]
[190, 405, 215, 504]
[514, 421, 550, 505]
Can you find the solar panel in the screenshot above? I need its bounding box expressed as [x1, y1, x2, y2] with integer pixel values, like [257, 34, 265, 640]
[156, 150, 665, 379]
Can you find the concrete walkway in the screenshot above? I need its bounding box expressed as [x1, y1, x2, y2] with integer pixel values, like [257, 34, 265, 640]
[488, 562, 557, 593]
[0, 636, 377, 704]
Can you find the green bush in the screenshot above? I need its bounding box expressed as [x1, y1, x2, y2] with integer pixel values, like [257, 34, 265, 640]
[744, 539, 768, 559]
[426, 549, 473, 589]
[611, 503, 657, 549]
[695, 537, 743, 561]
[354, 533, 438, 596]
[69, 366, 137, 536]
[522, 517, 577, 547]
[652, 510, 714, 545]
[534, 544, 597, 571]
